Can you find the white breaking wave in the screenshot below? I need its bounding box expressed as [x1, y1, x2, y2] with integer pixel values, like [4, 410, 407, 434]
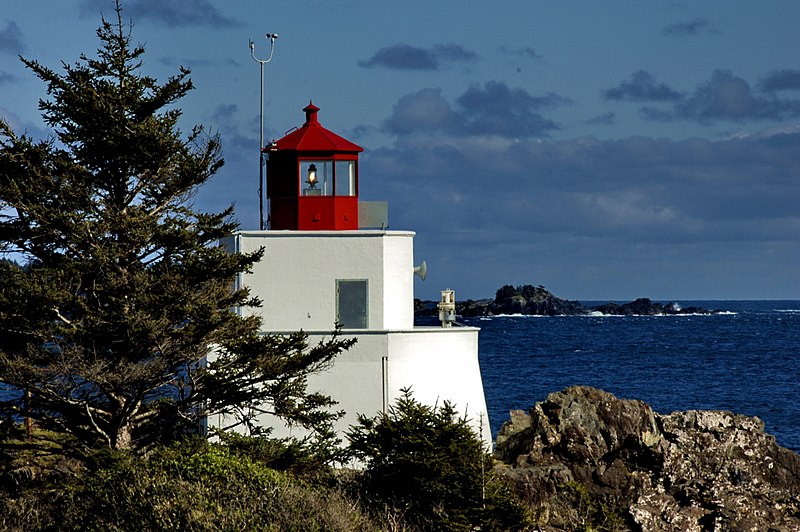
[490, 313, 548, 318]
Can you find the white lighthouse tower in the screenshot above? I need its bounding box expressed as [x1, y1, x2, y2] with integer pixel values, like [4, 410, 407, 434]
[222, 103, 491, 448]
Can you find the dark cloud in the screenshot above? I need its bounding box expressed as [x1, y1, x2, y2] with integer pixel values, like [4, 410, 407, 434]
[349, 124, 379, 139]
[358, 43, 478, 71]
[584, 112, 615, 126]
[662, 19, 713, 36]
[604, 71, 683, 102]
[628, 70, 800, 125]
[498, 46, 542, 59]
[638, 106, 675, 122]
[206, 103, 255, 153]
[381, 82, 566, 138]
[0, 21, 25, 54]
[80, 0, 238, 28]
[759, 69, 800, 92]
[382, 88, 461, 134]
[211, 103, 237, 122]
[671, 70, 800, 124]
[359, 44, 437, 70]
[456, 82, 567, 136]
[0, 71, 15, 85]
[360, 128, 800, 297]
[432, 43, 478, 62]
[159, 56, 240, 69]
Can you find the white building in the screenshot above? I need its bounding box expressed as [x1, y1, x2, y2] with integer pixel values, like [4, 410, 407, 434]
[217, 104, 490, 448]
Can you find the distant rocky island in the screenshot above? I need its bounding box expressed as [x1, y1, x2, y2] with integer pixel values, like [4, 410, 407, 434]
[415, 284, 724, 317]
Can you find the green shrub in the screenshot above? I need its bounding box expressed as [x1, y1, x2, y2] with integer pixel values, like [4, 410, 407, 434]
[346, 388, 528, 531]
[547, 481, 629, 532]
[215, 429, 340, 478]
[0, 438, 382, 531]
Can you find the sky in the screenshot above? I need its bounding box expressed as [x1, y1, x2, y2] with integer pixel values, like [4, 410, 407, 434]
[1, 1, 799, 301]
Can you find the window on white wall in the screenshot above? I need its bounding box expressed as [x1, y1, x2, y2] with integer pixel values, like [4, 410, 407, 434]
[337, 279, 368, 329]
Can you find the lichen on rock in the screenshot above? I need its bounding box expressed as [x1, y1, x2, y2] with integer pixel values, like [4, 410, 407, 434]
[494, 386, 800, 531]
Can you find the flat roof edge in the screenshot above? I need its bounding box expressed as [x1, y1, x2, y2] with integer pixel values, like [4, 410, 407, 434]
[234, 230, 416, 238]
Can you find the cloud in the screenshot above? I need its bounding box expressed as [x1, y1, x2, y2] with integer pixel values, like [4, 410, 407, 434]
[0, 71, 15, 85]
[0, 107, 49, 140]
[358, 43, 478, 71]
[80, 0, 238, 28]
[382, 88, 461, 134]
[0, 21, 25, 54]
[362, 127, 800, 298]
[604, 71, 683, 102]
[667, 70, 800, 124]
[620, 70, 800, 125]
[456, 82, 568, 137]
[432, 43, 478, 62]
[159, 56, 240, 69]
[584, 112, 615, 126]
[206, 103, 255, 153]
[759, 69, 800, 93]
[360, 126, 800, 299]
[498, 46, 542, 60]
[381, 82, 566, 138]
[662, 19, 713, 36]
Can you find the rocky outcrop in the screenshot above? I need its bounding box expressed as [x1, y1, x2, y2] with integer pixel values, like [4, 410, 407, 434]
[494, 387, 800, 531]
[591, 298, 720, 316]
[416, 286, 722, 318]
[489, 284, 585, 316]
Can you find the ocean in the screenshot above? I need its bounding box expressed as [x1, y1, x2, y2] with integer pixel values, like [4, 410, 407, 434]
[463, 300, 800, 453]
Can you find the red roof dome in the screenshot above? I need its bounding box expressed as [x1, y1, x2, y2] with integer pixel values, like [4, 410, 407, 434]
[275, 102, 363, 153]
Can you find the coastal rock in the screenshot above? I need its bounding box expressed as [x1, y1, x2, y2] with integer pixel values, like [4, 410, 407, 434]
[490, 284, 585, 316]
[455, 284, 585, 317]
[415, 286, 721, 318]
[494, 386, 800, 531]
[591, 298, 717, 316]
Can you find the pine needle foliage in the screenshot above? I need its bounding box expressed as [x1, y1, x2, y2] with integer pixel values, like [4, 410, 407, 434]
[0, 2, 353, 454]
[346, 388, 528, 531]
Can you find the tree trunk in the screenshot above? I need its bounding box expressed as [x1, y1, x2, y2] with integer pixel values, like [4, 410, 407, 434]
[113, 421, 134, 450]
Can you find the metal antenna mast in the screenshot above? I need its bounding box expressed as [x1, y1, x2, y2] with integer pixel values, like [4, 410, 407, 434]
[250, 33, 278, 230]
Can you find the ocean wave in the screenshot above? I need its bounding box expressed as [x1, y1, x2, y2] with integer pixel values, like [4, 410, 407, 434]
[584, 311, 737, 317]
[489, 313, 548, 318]
[476, 311, 738, 319]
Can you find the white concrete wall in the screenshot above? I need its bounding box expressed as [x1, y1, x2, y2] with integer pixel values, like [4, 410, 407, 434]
[227, 231, 415, 331]
[216, 230, 492, 450]
[385, 328, 490, 447]
[381, 235, 415, 329]
[232, 327, 491, 450]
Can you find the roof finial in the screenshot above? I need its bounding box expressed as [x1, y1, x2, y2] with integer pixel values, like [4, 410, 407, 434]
[303, 101, 320, 126]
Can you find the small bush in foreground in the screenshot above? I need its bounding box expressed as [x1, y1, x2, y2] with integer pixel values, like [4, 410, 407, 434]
[346, 388, 528, 531]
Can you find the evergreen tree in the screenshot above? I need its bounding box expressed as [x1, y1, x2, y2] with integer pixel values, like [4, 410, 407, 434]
[347, 389, 527, 531]
[0, 3, 352, 453]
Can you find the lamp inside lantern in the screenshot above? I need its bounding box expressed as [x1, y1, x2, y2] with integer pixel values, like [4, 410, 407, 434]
[306, 164, 318, 188]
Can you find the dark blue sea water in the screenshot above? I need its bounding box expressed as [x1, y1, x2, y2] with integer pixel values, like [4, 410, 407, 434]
[463, 301, 800, 453]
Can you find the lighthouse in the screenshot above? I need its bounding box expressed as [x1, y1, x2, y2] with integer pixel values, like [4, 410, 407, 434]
[219, 104, 491, 448]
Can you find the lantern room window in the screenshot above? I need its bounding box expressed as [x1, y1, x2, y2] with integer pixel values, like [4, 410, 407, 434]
[301, 160, 330, 195]
[300, 159, 356, 197]
[335, 160, 356, 196]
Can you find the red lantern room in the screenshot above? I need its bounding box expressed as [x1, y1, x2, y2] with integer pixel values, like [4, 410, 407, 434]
[266, 103, 363, 230]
